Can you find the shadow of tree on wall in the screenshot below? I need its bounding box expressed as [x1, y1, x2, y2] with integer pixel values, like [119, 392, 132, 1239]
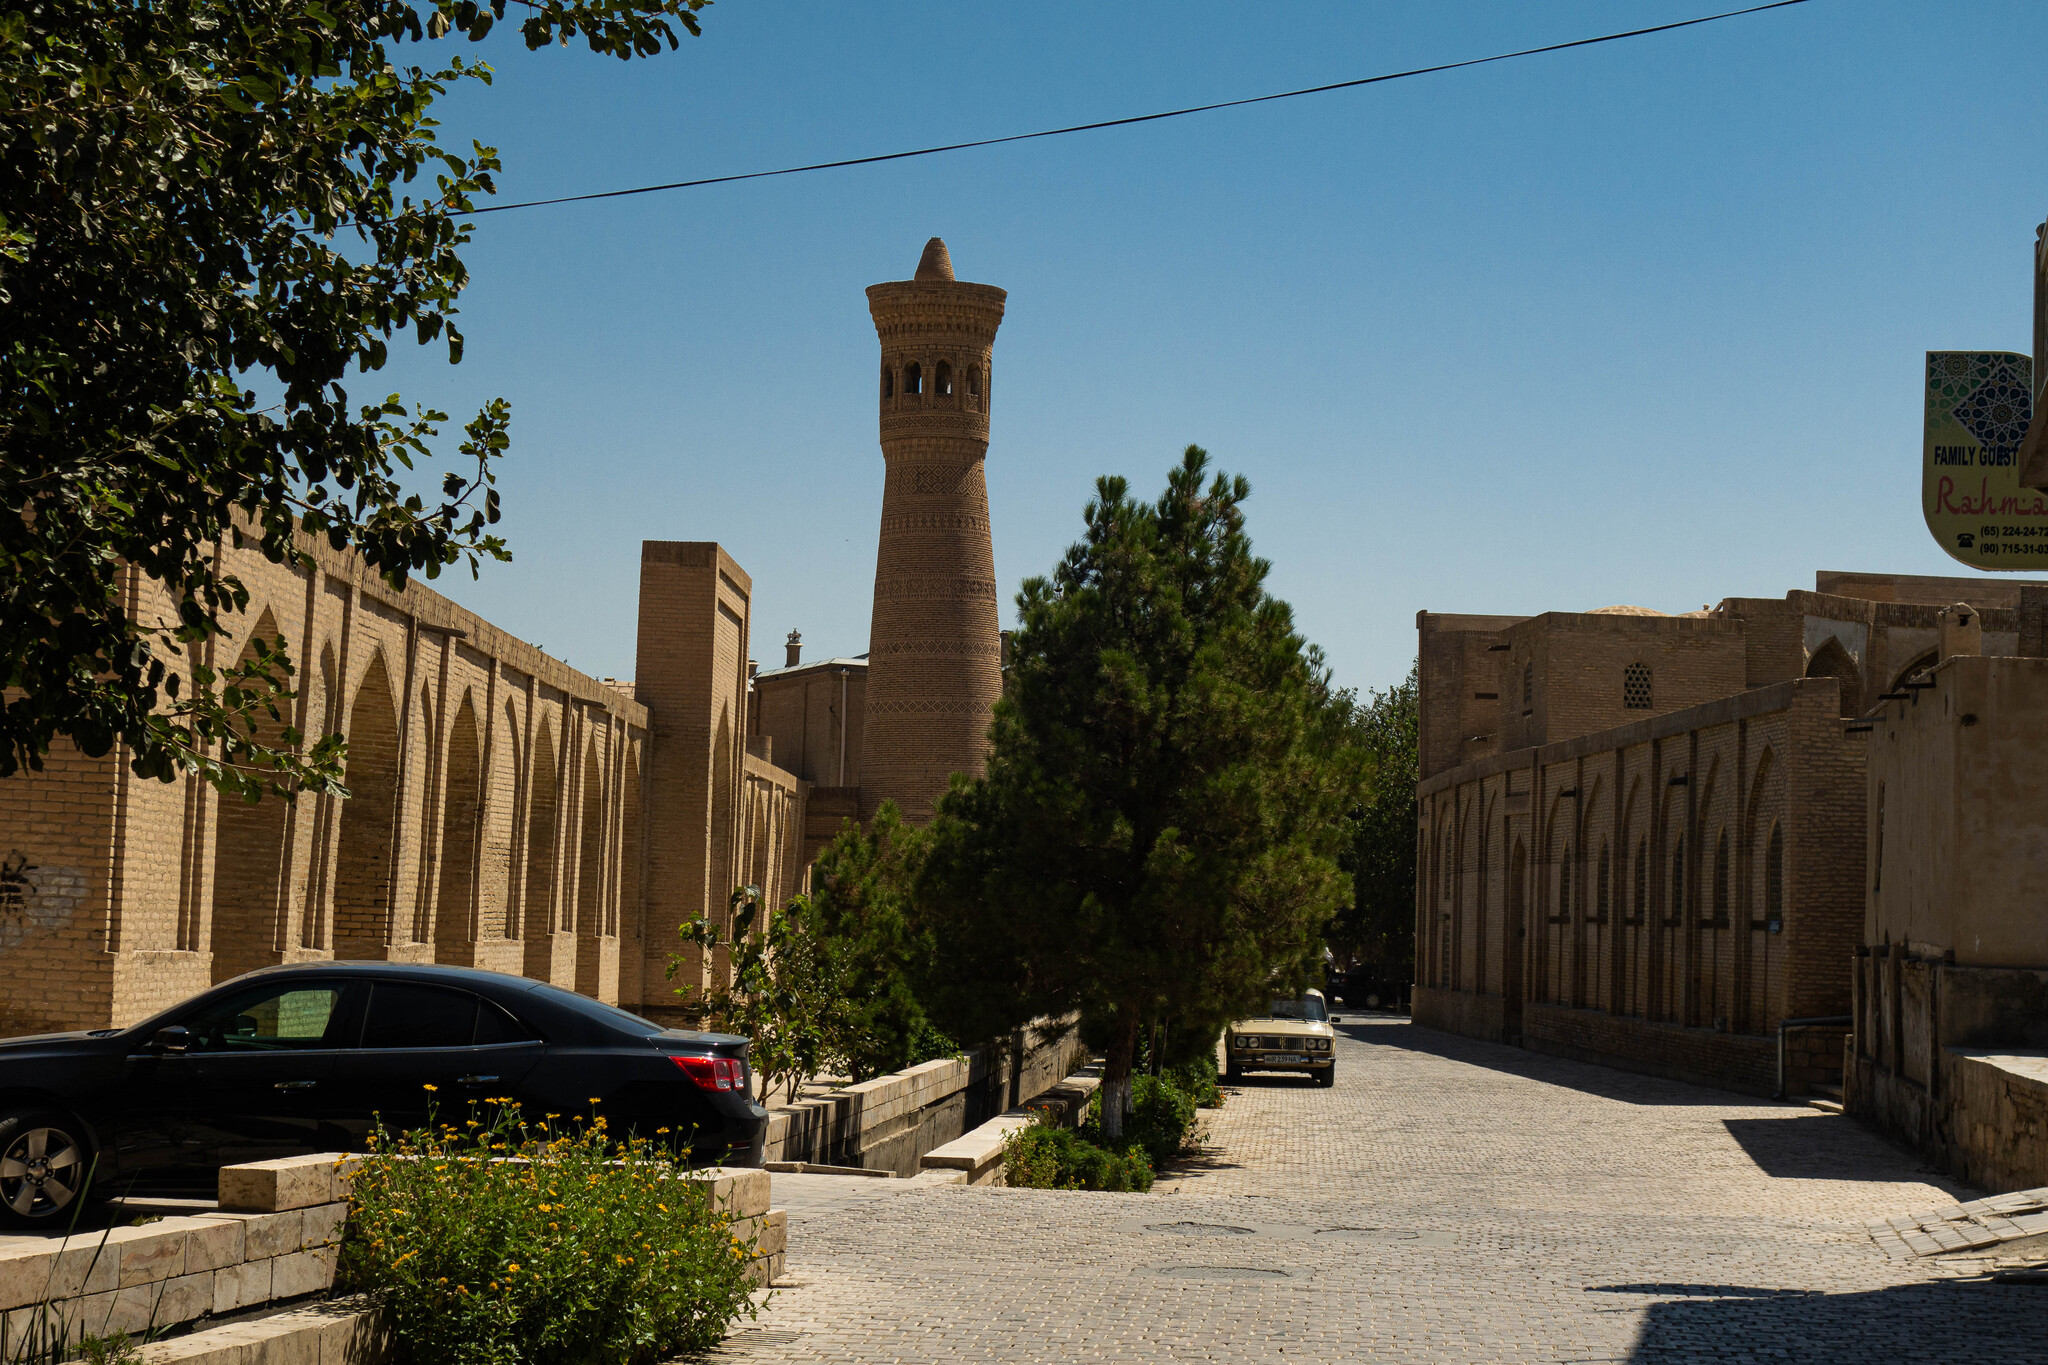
[1593, 1280, 2042, 1362]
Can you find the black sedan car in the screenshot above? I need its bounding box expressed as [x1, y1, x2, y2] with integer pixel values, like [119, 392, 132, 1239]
[0, 961, 767, 1227]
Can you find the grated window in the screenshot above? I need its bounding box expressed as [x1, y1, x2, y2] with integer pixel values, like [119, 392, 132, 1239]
[1596, 844, 1611, 922]
[1623, 662, 1652, 710]
[1522, 663, 1533, 707]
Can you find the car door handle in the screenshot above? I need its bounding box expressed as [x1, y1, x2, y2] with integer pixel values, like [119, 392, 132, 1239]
[457, 1075, 499, 1085]
[274, 1080, 319, 1091]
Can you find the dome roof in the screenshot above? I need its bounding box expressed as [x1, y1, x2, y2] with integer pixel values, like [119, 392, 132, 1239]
[914, 237, 955, 282]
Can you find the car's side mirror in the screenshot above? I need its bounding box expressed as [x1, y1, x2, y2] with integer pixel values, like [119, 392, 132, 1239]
[153, 1026, 192, 1054]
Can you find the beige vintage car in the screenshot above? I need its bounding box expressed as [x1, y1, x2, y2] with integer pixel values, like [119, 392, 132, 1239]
[1224, 989, 1337, 1087]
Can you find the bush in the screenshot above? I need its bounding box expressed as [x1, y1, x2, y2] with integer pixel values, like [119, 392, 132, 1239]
[1084, 1074, 1198, 1171]
[1165, 1053, 1223, 1109]
[1001, 1121, 1154, 1192]
[340, 1101, 760, 1365]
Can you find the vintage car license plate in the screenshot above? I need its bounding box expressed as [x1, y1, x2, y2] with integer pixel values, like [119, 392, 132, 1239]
[1268, 1054, 1306, 1063]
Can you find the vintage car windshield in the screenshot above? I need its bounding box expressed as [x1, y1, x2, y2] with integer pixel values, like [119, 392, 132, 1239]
[1268, 997, 1328, 1022]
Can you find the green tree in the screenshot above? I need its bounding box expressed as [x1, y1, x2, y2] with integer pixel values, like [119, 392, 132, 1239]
[807, 803, 954, 1082]
[672, 885, 846, 1108]
[2, 0, 707, 801]
[918, 446, 1363, 1139]
[1331, 667, 1418, 986]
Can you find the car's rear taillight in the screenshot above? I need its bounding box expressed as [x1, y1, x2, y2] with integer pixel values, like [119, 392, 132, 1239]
[670, 1054, 744, 1092]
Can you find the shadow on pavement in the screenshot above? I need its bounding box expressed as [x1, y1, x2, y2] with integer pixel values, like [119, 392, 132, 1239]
[1334, 1017, 1766, 1108]
[1719, 1115, 1890, 1180]
[1596, 1279, 2043, 1362]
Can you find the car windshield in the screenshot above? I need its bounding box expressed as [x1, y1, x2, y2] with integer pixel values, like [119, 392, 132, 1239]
[1268, 996, 1328, 1022]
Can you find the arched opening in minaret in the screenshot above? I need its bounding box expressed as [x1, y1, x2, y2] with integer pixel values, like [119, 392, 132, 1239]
[967, 366, 980, 396]
[905, 362, 922, 396]
[935, 360, 953, 397]
[881, 365, 893, 399]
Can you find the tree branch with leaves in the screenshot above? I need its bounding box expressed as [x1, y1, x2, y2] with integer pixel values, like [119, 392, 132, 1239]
[1, 0, 708, 801]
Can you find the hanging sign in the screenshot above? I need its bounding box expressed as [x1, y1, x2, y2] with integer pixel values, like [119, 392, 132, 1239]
[1923, 350, 2048, 570]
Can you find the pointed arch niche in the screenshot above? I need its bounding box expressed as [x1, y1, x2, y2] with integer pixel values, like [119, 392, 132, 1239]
[334, 652, 401, 959]
[521, 715, 560, 980]
[210, 610, 290, 982]
[434, 692, 483, 960]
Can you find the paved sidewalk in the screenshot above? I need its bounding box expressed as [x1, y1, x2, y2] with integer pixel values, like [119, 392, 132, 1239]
[708, 1017, 2041, 1362]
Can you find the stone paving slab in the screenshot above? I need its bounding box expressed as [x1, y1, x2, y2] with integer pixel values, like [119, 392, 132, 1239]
[705, 1019, 2042, 1363]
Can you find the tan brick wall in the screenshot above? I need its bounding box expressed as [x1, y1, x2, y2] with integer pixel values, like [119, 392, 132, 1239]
[0, 528, 650, 1032]
[633, 541, 811, 1016]
[1416, 678, 1866, 1093]
[754, 661, 865, 788]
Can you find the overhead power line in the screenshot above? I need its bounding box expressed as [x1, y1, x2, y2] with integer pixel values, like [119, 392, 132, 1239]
[467, 0, 1812, 218]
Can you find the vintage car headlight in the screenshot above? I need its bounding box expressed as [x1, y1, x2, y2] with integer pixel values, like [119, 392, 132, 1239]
[1232, 1035, 1248, 1048]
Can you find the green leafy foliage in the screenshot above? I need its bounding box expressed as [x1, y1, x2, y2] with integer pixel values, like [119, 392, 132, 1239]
[1163, 1051, 1223, 1109]
[1000, 1119, 1154, 1193]
[807, 804, 956, 1081]
[339, 1099, 758, 1365]
[1331, 666, 1418, 983]
[918, 446, 1366, 1137]
[1, 0, 706, 799]
[672, 885, 844, 1107]
[1083, 1074, 1197, 1171]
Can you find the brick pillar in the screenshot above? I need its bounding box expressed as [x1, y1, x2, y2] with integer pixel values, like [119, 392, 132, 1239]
[633, 542, 752, 1014]
[862, 238, 1007, 824]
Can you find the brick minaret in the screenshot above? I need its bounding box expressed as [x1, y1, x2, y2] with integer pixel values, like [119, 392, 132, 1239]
[862, 238, 1007, 823]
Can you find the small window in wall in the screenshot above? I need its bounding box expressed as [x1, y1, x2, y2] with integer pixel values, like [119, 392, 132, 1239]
[936, 360, 953, 396]
[967, 366, 981, 396]
[1522, 663, 1534, 708]
[1559, 844, 1573, 921]
[1669, 835, 1685, 919]
[1596, 844, 1611, 923]
[881, 365, 894, 399]
[905, 362, 923, 395]
[1624, 662, 1653, 710]
[1765, 823, 1785, 932]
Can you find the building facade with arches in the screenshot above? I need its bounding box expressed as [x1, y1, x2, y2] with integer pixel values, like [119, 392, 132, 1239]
[1412, 569, 2043, 1097]
[0, 529, 814, 1037]
[0, 239, 1025, 1037]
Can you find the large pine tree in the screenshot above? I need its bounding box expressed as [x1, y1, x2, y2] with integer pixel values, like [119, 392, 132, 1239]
[918, 447, 1362, 1137]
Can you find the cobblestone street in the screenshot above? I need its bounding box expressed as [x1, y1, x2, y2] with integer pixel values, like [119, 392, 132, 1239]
[711, 1017, 2040, 1362]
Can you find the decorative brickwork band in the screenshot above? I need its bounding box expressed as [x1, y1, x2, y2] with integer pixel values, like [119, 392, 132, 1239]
[862, 239, 1007, 824]
[873, 576, 999, 602]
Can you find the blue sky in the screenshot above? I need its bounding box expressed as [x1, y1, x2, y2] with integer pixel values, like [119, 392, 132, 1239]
[373, 0, 2048, 699]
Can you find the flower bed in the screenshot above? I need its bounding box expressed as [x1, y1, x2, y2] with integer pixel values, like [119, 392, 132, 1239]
[340, 1103, 763, 1365]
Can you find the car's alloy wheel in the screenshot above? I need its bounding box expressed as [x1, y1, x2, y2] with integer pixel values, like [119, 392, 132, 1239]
[0, 1112, 91, 1225]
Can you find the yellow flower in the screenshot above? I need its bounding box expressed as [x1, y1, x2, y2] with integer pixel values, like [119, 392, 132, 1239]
[507, 1264, 520, 1273]
[423, 1084, 438, 1092]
